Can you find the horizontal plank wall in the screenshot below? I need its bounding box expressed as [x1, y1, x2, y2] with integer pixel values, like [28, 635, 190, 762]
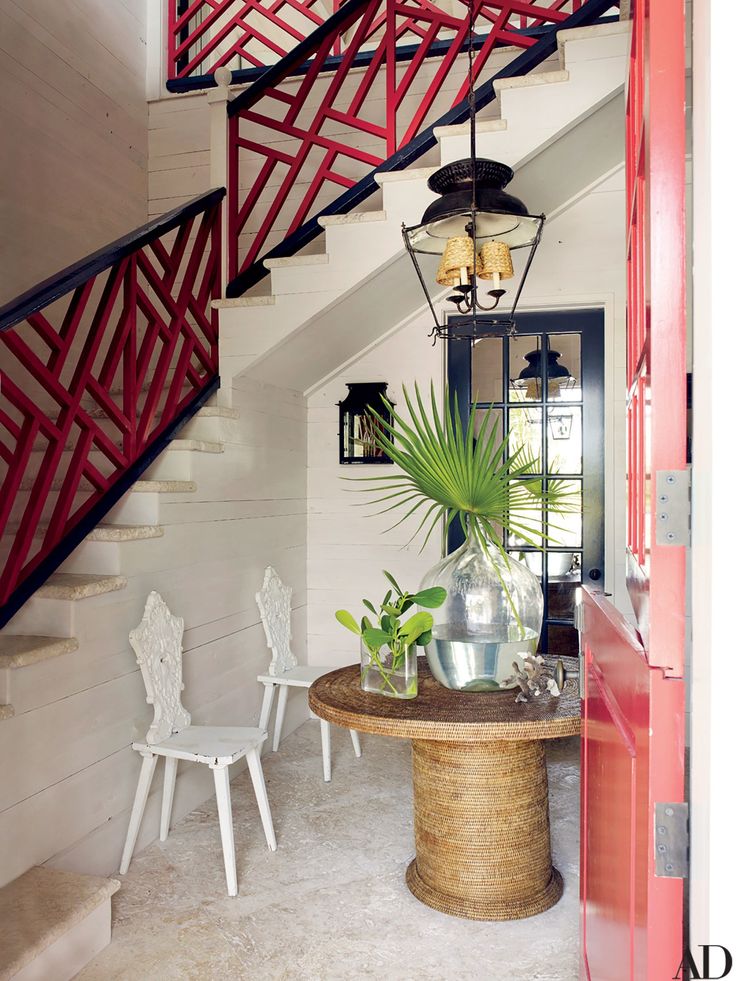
[0, 380, 308, 885]
[306, 168, 628, 667]
[0, 0, 149, 303]
[307, 320, 444, 667]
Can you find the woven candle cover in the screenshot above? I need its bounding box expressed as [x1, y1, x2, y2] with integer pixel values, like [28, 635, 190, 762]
[477, 240, 514, 281]
[436, 235, 477, 287]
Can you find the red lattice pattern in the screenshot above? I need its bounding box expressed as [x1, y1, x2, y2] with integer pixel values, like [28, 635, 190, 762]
[0, 196, 223, 611]
[227, 0, 582, 285]
[168, 0, 339, 80]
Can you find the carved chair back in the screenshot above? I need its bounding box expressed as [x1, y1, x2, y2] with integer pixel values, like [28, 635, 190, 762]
[130, 591, 191, 743]
[256, 567, 298, 676]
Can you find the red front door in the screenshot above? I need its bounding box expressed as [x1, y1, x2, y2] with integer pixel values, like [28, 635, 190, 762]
[580, 2, 687, 979]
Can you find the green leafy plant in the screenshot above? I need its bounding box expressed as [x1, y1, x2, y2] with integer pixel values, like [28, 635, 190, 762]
[354, 382, 575, 554]
[335, 571, 446, 695]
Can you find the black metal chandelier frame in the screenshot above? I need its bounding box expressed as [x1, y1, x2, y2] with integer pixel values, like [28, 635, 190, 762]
[401, 0, 546, 342]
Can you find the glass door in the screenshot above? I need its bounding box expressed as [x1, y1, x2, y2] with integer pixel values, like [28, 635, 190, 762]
[447, 309, 604, 657]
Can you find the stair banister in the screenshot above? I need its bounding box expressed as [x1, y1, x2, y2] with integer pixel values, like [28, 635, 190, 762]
[0, 187, 225, 627]
[223, 0, 619, 296]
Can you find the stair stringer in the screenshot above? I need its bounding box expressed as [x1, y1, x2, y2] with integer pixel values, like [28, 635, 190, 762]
[0, 387, 309, 888]
[216, 20, 630, 389]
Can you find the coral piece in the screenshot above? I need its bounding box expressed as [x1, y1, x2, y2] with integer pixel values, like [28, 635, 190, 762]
[502, 653, 562, 704]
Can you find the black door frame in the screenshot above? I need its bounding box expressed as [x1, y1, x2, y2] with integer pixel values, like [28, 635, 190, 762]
[446, 308, 605, 655]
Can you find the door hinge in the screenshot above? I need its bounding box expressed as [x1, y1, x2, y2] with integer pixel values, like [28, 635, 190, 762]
[654, 802, 689, 878]
[655, 470, 691, 546]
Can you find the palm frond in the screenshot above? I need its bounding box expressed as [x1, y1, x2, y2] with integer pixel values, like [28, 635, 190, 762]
[358, 382, 577, 554]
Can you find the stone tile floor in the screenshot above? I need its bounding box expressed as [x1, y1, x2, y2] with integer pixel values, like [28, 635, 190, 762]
[79, 724, 580, 981]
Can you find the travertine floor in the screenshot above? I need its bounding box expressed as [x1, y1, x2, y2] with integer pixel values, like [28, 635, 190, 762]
[79, 724, 580, 981]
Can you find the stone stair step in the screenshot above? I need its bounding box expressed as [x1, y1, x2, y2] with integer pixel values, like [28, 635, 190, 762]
[164, 438, 223, 453]
[36, 573, 127, 601]
[129, 479, 196, 493]
[318, 210, 386, 228]
[212, 295, 275, 308]
[0, 867, 119, 980]
[88, 524, 163, 542]
[263, 253, 329, 270]
[0, 635, 78, 669]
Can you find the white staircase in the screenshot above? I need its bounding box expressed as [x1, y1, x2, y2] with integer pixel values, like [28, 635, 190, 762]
[215, 20, 629, 388]
[0, 401, 233, 722]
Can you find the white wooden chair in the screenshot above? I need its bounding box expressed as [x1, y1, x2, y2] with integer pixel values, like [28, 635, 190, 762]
[256, 567, 361, 782]
[119, 591, 276, 897]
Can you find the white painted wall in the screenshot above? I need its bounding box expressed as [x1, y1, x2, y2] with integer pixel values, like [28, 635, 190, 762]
[0, 0, 149, 304]
[306, 167, 628, 666]
[690, 0, 736, 953]
[0, 379, 308, 886]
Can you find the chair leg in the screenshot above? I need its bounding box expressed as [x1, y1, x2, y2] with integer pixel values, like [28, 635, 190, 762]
[350, 729, 362, 758]
[212, 764, 238, 897]
[258, 682, 277, 757]
[320, 719, 332, 782]
[120, 752, 158, 874]
[272, 684, 289, 752]
[245, 748, 277, 852]
[160, 756, 178, 841]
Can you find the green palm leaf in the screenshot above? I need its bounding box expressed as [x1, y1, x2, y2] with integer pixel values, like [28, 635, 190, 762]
[358, 382, 577, 557]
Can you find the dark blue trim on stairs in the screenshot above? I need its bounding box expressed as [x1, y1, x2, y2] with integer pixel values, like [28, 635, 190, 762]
[0, 376, 220, 629]
[0, 188, 226, 332]
[225, 0, 618, 297]
[164, 18, 617, 94]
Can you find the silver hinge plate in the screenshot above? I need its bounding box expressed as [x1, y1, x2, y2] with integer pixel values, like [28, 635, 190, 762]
[654, 802, 689, 878]
[655, 470, 691, 546]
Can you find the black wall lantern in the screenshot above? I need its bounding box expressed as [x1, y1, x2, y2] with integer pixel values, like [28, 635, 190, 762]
[338, 383, 395, 464]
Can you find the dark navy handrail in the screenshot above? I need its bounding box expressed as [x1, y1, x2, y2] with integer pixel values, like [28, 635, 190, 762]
[0, 187, 226, 332]
[226, 0, 618, 296]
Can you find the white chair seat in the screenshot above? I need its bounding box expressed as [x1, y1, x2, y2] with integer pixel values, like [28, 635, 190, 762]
[133, 726, 266, 765]
[255, 567, 362, 782]
[120, 592, 277, 898]
[256, 664, 332, 688]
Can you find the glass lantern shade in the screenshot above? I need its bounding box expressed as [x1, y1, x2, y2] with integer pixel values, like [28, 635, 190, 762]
[402, 157, 544, 339]
[338, 382, 394, 464]
[513, 349, 576, 401]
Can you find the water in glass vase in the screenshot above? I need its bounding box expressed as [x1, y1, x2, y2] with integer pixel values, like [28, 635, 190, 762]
[419, 530, 544, 692]
[426, 624, 540, 692]
[360, 642, 418, 699]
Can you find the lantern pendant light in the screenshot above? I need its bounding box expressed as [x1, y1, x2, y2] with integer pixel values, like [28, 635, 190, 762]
[401, 0, 545, 341]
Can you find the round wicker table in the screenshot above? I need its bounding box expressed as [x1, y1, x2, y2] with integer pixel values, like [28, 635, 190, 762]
[309, 660, 580, 921]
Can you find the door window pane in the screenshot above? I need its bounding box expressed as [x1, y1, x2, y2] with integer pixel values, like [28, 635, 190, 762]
[509, 407, 542, 470]
[547, 553, 582, 617]
[547, 333, 582, 402]
[548, 406, 582, 474]
[472, 337, 503, 403]
[549, 479, 582, 547]
[508, 335, 542, 402]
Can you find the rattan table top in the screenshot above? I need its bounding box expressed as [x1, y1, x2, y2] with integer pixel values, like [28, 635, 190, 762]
[309, 661, 581, 742]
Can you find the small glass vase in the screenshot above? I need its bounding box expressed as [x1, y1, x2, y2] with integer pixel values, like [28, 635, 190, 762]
[360, 641, 418, 699]
[419, 528, 543, 692]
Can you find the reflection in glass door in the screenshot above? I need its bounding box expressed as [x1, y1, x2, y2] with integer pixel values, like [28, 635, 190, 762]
[447, 310, 604, 657]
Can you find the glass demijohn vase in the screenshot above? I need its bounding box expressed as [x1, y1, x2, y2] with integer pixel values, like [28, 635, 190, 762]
[420, 528, 543, 692]
[360, 641, 418, 699]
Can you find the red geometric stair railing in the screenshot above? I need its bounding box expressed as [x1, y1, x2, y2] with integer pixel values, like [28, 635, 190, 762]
[168, 0, 339, 87]
[167, 0, 587, 90]
[226, 0, 613, 295]
[0, 187, 225, 627]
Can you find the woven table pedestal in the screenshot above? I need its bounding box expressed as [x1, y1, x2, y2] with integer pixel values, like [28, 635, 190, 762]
[309, 661, 579, 921]
[408, 737, 560, 920]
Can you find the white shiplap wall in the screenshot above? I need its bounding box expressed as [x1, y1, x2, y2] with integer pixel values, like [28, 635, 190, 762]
[306, 167, 628, 667]
[0, 0, 149, 303]
[0, 379, 308, 886]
